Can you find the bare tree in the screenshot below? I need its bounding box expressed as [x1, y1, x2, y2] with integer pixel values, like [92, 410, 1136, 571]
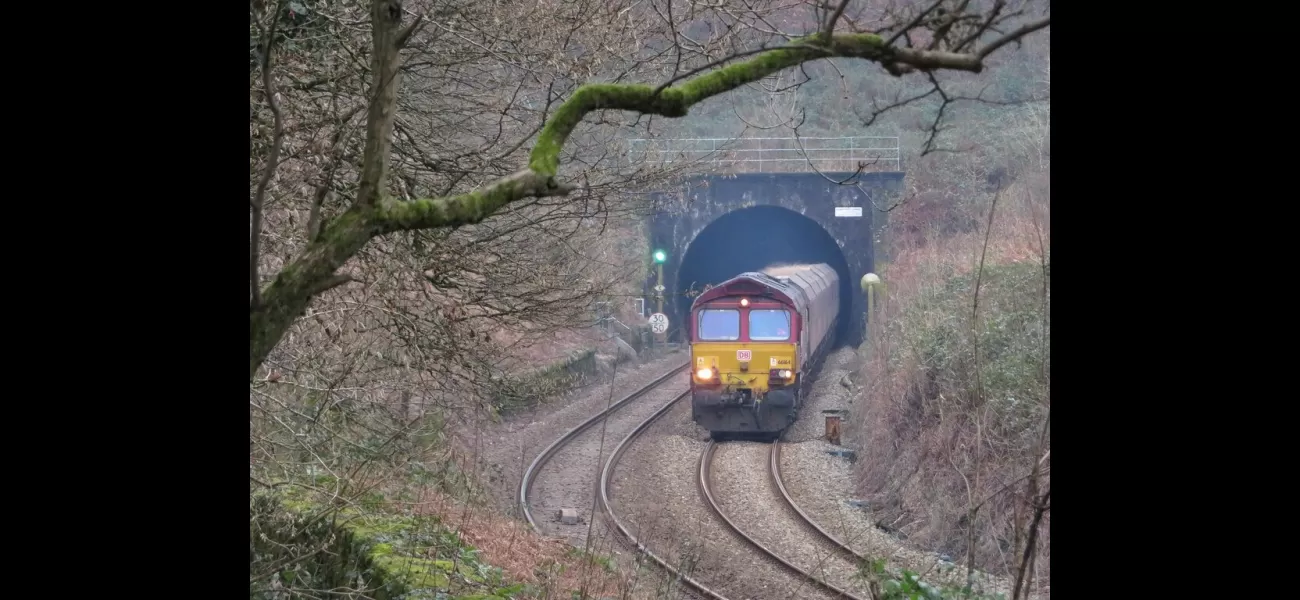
[250, 0, 1050, 378]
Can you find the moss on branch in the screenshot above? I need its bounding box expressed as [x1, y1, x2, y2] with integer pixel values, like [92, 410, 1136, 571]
[375, 169, 570, 232]
[527, 33, 920, 176]
[378, 186, 512, 232]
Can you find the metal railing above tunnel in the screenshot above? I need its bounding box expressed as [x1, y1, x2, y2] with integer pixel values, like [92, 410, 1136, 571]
[626, 136, 902, 174]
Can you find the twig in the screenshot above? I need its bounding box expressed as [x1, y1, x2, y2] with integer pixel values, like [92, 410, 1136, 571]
[977, 16, 1050, 59]
[822, 0, 852, 39]
[926, 0, 973, 51]
[308, 103, 366, 242]
[395, 13, 425, 49]
[1012, 488, 1049, 600]
[963, 187, 1002, 587]
[952, 0, 1006, 53]
[580, 353, 619, 592]
[885, 0, 947, 47]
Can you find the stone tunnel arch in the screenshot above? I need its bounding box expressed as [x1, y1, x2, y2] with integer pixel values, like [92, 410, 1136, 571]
[644, 171, 904, 348]
[675, 205, 853, 346]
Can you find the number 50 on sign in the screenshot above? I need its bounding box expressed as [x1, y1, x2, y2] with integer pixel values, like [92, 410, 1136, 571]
[648, 312, 669, 334]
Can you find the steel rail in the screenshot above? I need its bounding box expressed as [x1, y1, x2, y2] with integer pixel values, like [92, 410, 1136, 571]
[599, 390, 731, 600]
[518, 361, 689, 529]
[700, 441, 867, 600]
[770, 441, 874, 571]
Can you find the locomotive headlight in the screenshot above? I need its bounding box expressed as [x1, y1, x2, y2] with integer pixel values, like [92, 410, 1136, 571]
[740, 298, 749, 307]
[697, 368, 714, 380]
[779, 369, 793, 379]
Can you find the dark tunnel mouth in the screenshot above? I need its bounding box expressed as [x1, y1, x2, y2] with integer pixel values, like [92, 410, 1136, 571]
[676, 205, 853, 346]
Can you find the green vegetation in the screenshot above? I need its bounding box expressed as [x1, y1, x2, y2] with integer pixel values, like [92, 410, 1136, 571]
[898, 260, 1050, 431]
[564, 547, 618, 575]
[488, 349, 598, 416]
[251, 491, 527, 600]
[852, 262, 1049, 596]
[862, 559, 1007, 600]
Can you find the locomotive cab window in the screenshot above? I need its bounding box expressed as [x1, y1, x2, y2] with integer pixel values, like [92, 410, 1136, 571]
[749, 309, 791, 341]
[697, 309, 740, 341]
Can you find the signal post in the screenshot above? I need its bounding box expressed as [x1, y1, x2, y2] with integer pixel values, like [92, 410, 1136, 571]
[649, 249, 669, 350]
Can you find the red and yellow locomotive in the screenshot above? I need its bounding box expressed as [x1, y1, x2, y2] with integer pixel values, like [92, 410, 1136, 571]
[688, 263, 840, 439]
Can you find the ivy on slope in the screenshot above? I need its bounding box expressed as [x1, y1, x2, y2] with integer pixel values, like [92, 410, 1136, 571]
[251, 490, 528, 600]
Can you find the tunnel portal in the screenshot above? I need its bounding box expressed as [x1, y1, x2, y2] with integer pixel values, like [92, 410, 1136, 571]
[676, 205, 853, 342]
[644, 172, 904, 347]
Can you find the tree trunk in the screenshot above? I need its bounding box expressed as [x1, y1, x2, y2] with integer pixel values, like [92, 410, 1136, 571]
[250, 207, 376, 378]
[355, 0, 405, 208]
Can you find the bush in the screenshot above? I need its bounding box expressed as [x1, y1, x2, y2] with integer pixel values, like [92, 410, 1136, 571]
[855, 190, 1050, 589]
[901, 261, 1049, 440]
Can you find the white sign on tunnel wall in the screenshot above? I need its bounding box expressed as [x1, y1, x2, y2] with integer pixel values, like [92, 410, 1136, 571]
[835, 206, 863, 217]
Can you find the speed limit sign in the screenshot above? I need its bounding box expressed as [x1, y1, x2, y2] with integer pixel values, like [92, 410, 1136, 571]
[648, 312, 669, 334]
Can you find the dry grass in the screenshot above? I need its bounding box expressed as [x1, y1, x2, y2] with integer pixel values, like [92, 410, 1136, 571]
[853, 171, 1050, 591]
[284, 440, 648, 600]
[403, 488, 630, 598]
[882, 171, 1049, 295]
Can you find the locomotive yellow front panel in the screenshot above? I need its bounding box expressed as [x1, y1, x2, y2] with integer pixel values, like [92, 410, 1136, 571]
[691, 342, 798, 393]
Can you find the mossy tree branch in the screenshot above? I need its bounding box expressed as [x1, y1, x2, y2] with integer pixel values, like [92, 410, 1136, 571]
[250, 8, 1048, 378]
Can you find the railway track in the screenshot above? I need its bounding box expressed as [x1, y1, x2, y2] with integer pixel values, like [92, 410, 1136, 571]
[519, 361, 688, 532]
[599, 389, 729, 600]
[520, 357, 888, 600]
[770, 443, 1013, 598]
[768, 442, 871, 565]
[599, 396, 871, 600]
[700, 441, 870, 600]
[519, 360, 724, 599]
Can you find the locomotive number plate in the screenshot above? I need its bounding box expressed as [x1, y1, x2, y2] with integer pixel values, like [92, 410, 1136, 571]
[736, 349, 752, 361]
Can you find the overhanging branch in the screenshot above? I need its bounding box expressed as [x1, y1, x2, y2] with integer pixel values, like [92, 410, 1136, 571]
[249, 16, 1048, 378]
[375, 169, 575, 233]
[377, 29, 1018, 232]
[527, 32, 987, 178]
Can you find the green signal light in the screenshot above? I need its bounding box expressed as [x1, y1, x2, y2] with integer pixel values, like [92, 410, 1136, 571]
[653, 250, 667, 263]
